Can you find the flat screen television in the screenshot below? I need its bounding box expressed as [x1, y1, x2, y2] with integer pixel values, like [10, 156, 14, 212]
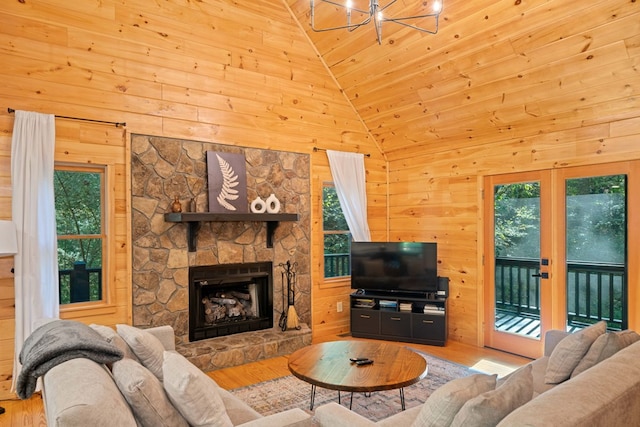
[350, 241, 438, 295]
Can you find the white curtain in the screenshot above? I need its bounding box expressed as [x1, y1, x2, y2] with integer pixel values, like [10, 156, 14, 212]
[11, 110, 59, 391]
[326, 150, 371, 242]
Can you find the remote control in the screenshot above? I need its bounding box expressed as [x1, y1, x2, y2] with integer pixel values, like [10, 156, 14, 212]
[355, 359, 373, 366]
[350, 357, 369, 363]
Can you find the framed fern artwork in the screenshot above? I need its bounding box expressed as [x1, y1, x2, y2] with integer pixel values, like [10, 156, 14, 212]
[206, 151, 248, 213]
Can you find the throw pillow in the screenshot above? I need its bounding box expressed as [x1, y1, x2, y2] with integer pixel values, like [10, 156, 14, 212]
[112, 358, 189, 427]
[616, 329, 640, 347]
[90, 324, 140, 363]
[450, 364, 533, 427]
[544, 320, 606, 384]
[117, 324, 166, 381]
[571, 332, 620, 378]
[411, 373, 497, 427]
[162, 351, 233, 427]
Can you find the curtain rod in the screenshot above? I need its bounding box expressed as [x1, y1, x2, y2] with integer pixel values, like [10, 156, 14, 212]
[8, 108, 126, 128]
[313, 147, 370, 157]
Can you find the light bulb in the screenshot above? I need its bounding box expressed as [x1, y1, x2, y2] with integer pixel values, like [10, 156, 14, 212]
[433, 1, 442, 13]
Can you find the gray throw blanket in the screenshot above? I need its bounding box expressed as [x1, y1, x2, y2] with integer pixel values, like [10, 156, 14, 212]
[17, 319, 123, 399]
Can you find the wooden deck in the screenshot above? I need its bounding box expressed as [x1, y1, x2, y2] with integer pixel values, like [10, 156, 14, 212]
[495, 310, 585, 339]
[495, 310, 542, 339]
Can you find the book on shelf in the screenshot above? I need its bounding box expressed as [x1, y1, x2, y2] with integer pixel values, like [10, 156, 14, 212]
[423, 304, 445, 315]
[399, 302, 413, 312]
[379, 300, 397, 309]
[353, 298, 375, 308]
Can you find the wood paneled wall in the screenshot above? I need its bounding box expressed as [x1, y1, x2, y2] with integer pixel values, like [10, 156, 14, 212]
[1, 0, 639, 400]
[388, 124, 640, 345]
[0, 0, 386, 399]
[381, 1, 640, 345]
[285, 0, 639, 348]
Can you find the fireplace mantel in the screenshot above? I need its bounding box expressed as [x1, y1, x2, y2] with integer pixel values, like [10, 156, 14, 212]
[164, 212, 299, 251]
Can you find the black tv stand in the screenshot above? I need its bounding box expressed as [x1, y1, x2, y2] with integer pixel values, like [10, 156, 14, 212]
[350, 281, 448, 346]
[358, 290, 436, 300]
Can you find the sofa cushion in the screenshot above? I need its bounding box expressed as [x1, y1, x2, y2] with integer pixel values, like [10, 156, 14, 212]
[571, 329, 640, 378]
[112, 358, 189, 427]
[117, 324, 166, 381]
[616, 329, 640, 347]
[43, 358, 137, 427]
[162, 351, 233, 427]
[411, 373, 497, 427]
[544, 321, 606, 384]
[451, 364, 533, 427]
[570, 332, 619, 378]
[90, 324, 140, 363]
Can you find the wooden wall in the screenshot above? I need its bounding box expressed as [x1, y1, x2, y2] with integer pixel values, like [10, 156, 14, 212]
[0, 0, 386, 399]
[284, 0, 640, 345]
[382, 1, 640, 344]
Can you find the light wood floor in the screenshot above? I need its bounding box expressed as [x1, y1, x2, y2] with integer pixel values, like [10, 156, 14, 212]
[0, 335, 530, 427]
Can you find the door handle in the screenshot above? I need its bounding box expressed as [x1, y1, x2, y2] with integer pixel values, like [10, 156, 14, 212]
[532, 272, 549, 279]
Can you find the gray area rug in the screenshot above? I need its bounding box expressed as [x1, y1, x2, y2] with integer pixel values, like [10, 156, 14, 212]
[230, 350, 475, 422]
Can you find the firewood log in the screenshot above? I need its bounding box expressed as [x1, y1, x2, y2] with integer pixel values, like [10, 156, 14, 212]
[212, 305, 226, 321]
[211, 297, 237, 305]
[227, 290, 251, 301]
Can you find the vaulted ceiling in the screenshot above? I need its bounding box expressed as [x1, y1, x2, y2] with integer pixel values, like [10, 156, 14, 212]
[285, 0, 640, 162]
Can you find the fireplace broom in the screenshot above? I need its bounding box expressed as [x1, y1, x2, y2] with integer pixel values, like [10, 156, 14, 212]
[286, 276, 300, 330]
[279, 269, 288, 331]
[279, 260, 300, 330]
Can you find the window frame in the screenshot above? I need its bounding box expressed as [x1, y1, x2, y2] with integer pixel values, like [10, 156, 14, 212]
[322, 182, 352, 282]
[55, 162, 115, 315]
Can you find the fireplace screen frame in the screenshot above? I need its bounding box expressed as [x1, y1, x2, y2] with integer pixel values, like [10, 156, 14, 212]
[189, 262, 274, 342]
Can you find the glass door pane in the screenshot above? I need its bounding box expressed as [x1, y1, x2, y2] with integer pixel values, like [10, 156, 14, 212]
[493, 182, 542, 339]
[565, 175, 627, 331]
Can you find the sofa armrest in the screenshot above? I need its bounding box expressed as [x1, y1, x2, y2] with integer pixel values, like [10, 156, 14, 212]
[236, 408, 312, 427]
[145, 325, 176, 351]
[544, 329, 570, 356]
[315, 402, 377, 427]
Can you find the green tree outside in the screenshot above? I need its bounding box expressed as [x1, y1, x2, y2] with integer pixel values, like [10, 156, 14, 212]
[54, 169, 104, 304]
[323, 185, 351, 277]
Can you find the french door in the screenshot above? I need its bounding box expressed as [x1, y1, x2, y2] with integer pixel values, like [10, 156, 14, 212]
[484, 162, 637, 359]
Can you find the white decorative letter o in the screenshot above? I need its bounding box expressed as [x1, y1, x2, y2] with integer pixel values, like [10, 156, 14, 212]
[266, 193, 281, 213]
[250, 197, 267, 213]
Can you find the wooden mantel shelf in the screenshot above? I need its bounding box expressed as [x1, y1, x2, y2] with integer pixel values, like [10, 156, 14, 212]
[164, 212, 299, 252]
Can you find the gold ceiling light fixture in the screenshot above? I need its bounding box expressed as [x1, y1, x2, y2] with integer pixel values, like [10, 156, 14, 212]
[310, 0, 443, 45]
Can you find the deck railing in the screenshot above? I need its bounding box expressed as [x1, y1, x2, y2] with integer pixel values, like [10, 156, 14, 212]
[324, 253, 350, 278]
[59, 261, 102, 304]
[566, 261, 625, 330]
[495, 257, 541, 316]
[495, 257, 625, 330]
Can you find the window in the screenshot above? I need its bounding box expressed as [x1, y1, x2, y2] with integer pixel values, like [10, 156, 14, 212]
[322, 184, 351, 278]
[54, 166, 105, 305]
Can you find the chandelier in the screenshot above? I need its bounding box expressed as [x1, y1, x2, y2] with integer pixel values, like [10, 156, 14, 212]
[309, 0, 443, 44]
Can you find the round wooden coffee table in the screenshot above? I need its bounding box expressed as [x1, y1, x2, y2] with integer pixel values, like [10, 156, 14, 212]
[288, 341, 428, 410]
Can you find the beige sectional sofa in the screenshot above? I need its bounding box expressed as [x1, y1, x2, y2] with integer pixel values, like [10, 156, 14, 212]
[33, 321, 311, 427]
[315, 323, 640, 427]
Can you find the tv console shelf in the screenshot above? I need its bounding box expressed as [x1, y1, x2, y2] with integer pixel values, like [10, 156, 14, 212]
[350, 287, 447, 346]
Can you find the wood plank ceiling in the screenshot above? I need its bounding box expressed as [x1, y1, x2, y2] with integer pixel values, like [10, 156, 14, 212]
[285, 0, 640, 162]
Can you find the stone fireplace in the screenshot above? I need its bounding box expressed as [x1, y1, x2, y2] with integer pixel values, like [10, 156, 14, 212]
[189, 262, 273, 341]
[131, 134, 311, 371]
